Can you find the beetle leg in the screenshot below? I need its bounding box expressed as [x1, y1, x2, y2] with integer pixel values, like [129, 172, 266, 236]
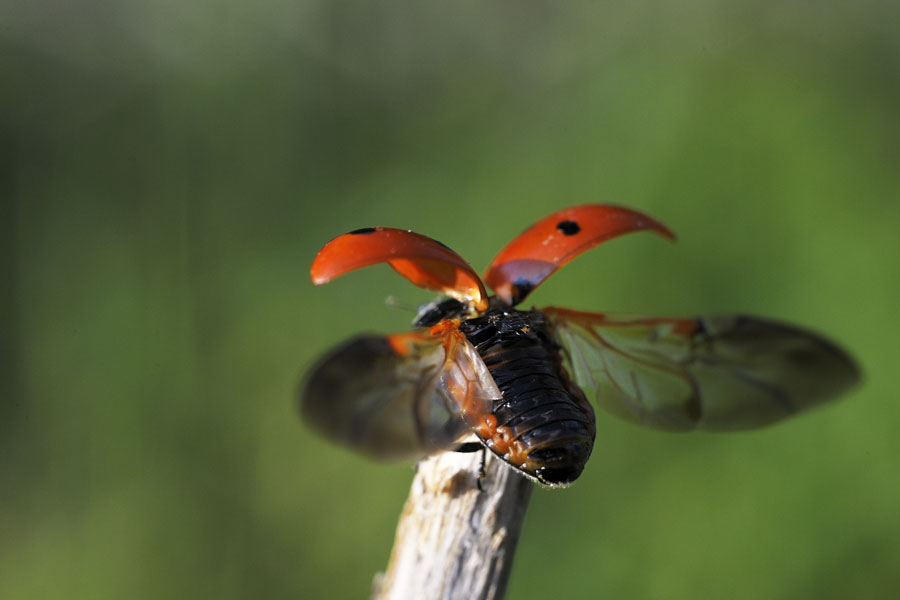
[453, 441, 483, 453]
[476, 447, 487, 492]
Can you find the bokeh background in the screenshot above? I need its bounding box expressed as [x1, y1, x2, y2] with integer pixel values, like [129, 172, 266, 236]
[3, 1, 899, 598]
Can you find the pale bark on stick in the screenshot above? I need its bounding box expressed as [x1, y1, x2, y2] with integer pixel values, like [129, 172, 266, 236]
[371, 449, 534, 600]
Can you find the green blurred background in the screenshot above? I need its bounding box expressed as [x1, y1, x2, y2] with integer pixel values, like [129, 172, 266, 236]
[3, 1, 899, 598]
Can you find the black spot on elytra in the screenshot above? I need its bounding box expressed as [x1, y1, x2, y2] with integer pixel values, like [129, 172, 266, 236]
[556, 220, 580, 236]
[349, 227, 377, 235]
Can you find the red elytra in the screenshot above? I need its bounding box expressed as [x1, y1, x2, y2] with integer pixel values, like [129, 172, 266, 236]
[311, 205, 674, 310]
[483, 204, 675, 305]
[302, 204, 859, 487]
[311, 226, 489, 311]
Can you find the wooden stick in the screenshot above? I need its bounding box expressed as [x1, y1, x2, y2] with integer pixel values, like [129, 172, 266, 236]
[372, 449, 534, 600]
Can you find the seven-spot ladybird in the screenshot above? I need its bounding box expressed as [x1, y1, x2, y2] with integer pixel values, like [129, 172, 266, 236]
[301, 205, 859, 486]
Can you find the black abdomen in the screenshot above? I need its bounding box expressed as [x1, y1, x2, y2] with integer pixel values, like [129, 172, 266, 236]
[460, 308, 596, 486]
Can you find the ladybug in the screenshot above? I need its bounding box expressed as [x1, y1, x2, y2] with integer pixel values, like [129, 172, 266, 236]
[301, 205, 859, 487]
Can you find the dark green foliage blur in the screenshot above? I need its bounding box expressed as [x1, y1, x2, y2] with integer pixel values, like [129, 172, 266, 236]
[3, 2, 899, 598]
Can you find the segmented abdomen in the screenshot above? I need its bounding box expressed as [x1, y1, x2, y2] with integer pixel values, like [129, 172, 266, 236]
[460, 309, 596, 486]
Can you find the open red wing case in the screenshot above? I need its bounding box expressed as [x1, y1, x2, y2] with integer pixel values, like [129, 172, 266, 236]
[483, 204, 675, 305]
[311, 227, 488, 310]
